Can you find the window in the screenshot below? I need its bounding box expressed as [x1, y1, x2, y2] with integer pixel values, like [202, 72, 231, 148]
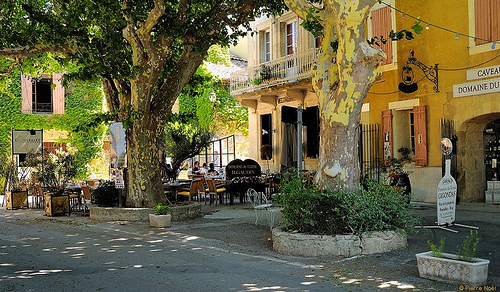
[370, 5, 394, 65]
[286, 21, 297, 56]
[259, 30, 271, 63]
[261, 114, 272, 159]
[474, 0, 500, 46]
[21, 73, 65, 114]
[305, 106, 320, 158]
[264, 31, 271, 62]
[382, 105, 427, 166]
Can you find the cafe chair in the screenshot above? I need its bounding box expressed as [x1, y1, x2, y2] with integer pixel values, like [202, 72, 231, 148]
[177, 180, 204, 202]
[246, 188, 280, 230]
[34, 184, 45, 208]
[81, 185, 92, 214]
[69, 189, 82, 211]
[205, 178, 226, 205]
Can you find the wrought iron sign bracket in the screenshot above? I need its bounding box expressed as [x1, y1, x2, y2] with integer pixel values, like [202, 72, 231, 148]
[407, 57, 439, 93]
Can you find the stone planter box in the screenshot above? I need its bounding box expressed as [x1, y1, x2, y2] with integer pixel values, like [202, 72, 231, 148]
[416, 251, 489, 286]
[149, 214, 172, 228]
[272, 229, 407, 257]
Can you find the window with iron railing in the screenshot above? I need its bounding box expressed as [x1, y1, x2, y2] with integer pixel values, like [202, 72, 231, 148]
[21, 73, 65, 114]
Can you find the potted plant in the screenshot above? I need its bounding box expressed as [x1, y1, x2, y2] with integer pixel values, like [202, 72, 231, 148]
[382, 146, 413, 203]
[416, 231, 489, 286]
[4, 159, 30, 209]
[149, 203, 172, 228]
[25, 146, 79, 216]
[260, 144, 272, 173]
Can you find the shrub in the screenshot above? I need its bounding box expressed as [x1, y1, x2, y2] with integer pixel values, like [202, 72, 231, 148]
[153, 203, 171, 215]
[456, 230, 480, 262]
[91, 180, 120, 207]
[278, 174, 418, 236]
[428, 237, 446, 258]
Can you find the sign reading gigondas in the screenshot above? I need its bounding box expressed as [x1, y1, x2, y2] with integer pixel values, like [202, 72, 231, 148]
[437, 159, 457, 225]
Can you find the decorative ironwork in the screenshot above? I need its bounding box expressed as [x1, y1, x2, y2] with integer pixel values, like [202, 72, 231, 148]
[406, 57, 439, 93]
[230, 48, 317, 96]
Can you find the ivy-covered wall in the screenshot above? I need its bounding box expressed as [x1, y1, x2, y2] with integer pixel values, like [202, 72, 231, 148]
[0, 69, 105, 184]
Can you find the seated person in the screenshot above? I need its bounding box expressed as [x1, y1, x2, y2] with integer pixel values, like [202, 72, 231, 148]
[207, 163, 219, 176]
[200, 163, 209, 175]
[192, 161, 200, 175]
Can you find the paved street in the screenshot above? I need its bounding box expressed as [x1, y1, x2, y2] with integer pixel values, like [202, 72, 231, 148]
[0, 208, 340, 292]
[1, 202, 499, 292]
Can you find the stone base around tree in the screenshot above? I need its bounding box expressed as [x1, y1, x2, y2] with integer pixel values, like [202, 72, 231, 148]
[90, 202, 201, 222]
[272, 229, 407, 257]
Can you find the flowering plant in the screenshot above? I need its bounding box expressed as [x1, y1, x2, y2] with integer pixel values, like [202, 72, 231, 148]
[24, 145, 79, 193]
[227, 176, 265, 185]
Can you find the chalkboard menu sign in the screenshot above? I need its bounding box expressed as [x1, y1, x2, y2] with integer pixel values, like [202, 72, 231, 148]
[226, 159, 261, 179]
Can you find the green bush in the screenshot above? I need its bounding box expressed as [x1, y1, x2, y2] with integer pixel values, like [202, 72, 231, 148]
[428, 237, 446, 258]
[91, 180, 120, 207]
[457, 230, 480, 262]
[153, 203, 171, 215]
[278, 174, 418, 236]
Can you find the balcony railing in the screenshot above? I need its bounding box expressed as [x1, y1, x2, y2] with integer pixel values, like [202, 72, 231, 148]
[32, 103, 52, 113]
[230, 48, 317, 96]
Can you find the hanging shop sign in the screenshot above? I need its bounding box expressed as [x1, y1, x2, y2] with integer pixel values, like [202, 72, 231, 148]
[110, 122, 127, 168]
[11, 129, 43, 155]
[453, 77, 500, 98]
[467, 65, 500, 80]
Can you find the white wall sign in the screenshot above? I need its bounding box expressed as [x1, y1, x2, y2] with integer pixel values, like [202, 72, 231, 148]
[453, 77, 500, 98]
[437, 159, 457, 225]
[12, 129, 43, 155]
[467, 65, 500, 80]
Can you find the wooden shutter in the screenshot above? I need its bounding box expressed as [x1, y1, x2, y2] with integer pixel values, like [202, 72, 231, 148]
[413, 105, 427, 166]
[52, 73, 65, 114]
[475, 0, 500, 46]
[371, 6, 393, 65]
[21, 74, 33, 114]
[382, 109, 393, 159]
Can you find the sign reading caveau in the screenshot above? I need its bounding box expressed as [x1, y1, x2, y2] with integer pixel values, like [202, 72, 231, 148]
[467, 65, 500, 80]
[12, 129, 43, 155]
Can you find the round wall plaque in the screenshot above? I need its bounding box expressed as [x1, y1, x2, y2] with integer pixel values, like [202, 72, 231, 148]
[440, 138, 453, 156]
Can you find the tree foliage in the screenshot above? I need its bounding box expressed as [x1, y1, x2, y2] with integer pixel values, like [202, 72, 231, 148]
[0, 0, 287, 206]
[164, 113, 214, 173]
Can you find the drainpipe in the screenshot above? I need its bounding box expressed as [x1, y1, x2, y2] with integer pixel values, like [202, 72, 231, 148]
[297, 106, 303, 174]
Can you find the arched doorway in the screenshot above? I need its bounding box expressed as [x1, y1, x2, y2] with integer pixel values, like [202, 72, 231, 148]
[456, 113, 500, 203]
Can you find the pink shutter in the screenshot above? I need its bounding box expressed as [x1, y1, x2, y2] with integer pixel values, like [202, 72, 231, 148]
[413, 105, 427, 166]
[382, 109, 393, 160]
[21, 74, 33, 114]
[475, 0, 490, 45]
[492, 0, 500, 42]
[371, 6, 393, 65]
[475, 0, 500, 46]
[52, 73, 65, 114]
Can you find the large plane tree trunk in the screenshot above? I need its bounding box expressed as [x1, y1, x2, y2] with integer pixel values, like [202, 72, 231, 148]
[126, 112, 164, 207]
[286, 0, 385, 191]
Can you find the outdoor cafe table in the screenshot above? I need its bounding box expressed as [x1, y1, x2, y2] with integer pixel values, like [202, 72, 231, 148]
[162, 180, 191, 202]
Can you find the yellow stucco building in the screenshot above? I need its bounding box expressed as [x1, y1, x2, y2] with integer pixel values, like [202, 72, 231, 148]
[230, 1, 500, 203]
